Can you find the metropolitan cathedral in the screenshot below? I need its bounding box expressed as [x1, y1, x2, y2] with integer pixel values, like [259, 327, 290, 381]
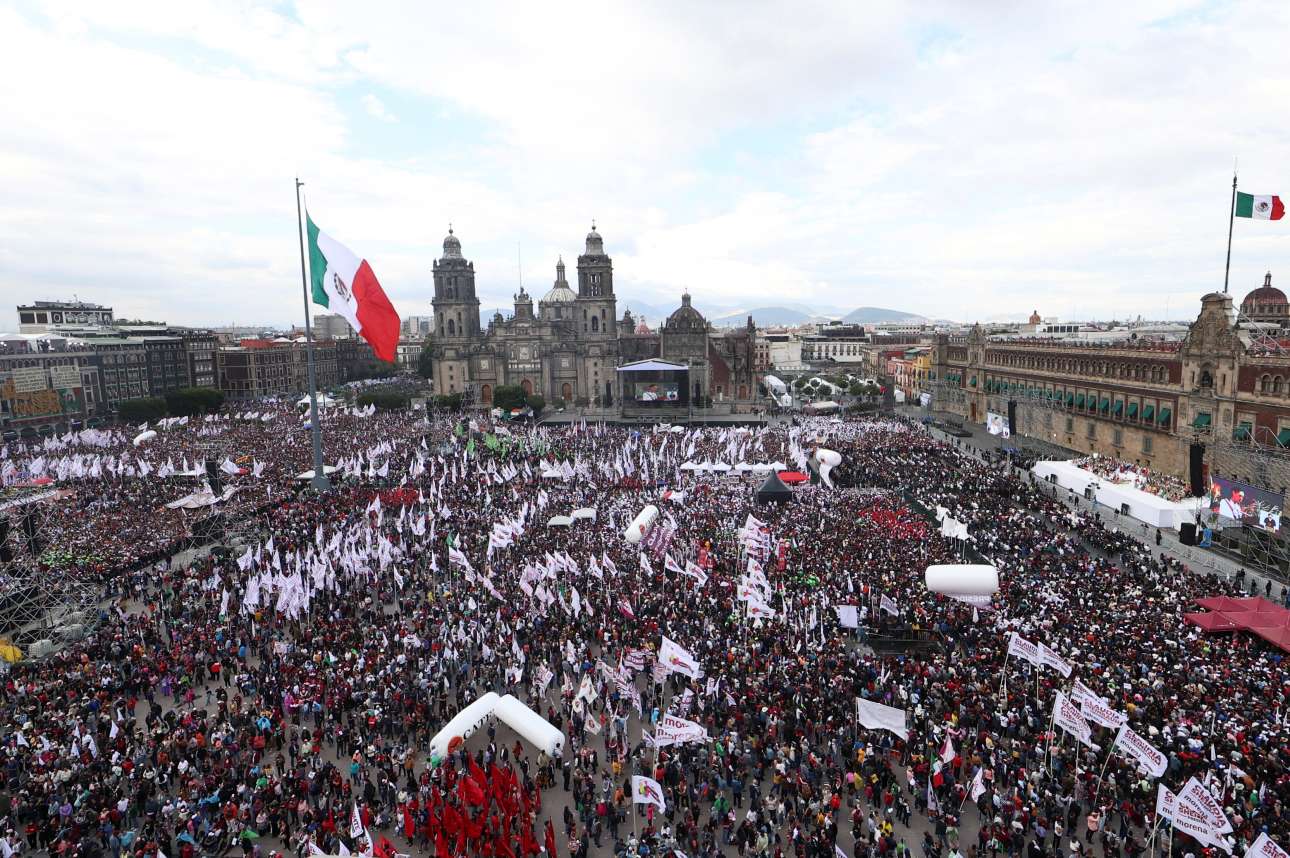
[428, 224, 758, 407]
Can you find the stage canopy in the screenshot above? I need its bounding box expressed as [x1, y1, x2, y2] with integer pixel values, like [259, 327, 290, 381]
[1185, 595, 1290, 652]
[616, 359, 689, 373]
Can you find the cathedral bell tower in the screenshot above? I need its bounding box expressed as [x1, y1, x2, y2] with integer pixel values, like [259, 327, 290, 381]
[576, 221, 616, 341]
[429, 225, 480, 395]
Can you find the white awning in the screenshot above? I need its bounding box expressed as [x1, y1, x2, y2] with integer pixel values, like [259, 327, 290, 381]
[616, 359, 690, 372]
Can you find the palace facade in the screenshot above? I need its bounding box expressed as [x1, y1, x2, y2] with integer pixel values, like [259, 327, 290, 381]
[932, 275, 1290, 477]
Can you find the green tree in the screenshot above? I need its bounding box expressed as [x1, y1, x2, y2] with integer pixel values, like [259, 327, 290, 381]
[492, 384, 527, 412]
[417, 339, 434, 379]
[118, 397, 168, 422]
[526, 394, 545, 416]
[433, 393, 464, 411]
[164, 386, 225, 416]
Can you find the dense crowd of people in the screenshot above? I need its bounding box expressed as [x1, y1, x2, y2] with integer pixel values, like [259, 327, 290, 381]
[0, 407, 1285, 858]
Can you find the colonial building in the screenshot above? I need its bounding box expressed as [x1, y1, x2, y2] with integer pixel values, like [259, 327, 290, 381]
[428, 225, 758, 406]
[932, 275, 1290, 477]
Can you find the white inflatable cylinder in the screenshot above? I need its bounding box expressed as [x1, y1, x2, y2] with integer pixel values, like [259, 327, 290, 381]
[925, 564, 999, 596]
[494, 694, 565, 758]
[813, 448, 842, 488]
[624, 505, 659, 544]
[428, 691, 500, 759]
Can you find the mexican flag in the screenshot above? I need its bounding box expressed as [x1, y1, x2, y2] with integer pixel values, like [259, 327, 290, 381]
[1235, 192, 1285, 220]
[307, 215, 401, 362]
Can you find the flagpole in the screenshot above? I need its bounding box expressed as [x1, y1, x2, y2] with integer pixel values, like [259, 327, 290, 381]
[1223, 170, 1237, 294]
[295, 178, 330, 492]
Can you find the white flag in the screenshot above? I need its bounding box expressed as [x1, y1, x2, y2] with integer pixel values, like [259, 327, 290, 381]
[835, 605, 859, 628]
[1245, 833, 1290, 858]
[1112, 724, 1167, 778]
[659, 636, 702, 679]
[631, 775, 666, 811]
[856, 697, 908, 741]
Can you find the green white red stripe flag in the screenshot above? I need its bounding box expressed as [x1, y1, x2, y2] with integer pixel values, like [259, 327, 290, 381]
[1235, 192, 1285, 220]
[307, 214, 401, 362]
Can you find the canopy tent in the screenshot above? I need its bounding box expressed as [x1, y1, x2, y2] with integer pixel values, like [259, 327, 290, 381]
[1185, 596, 1290, 652]
[297, 394, 338, 408]
[546, 515, 574, 527]
[777, 471, 809, 484]
[756, 472, 794, 504]
[294, 465, 339, 481]
[570, 507, 597, 521]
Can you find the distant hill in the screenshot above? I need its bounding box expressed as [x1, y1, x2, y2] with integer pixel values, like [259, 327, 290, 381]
[843, 306, 927, 324]
[710, 306, 814, 327]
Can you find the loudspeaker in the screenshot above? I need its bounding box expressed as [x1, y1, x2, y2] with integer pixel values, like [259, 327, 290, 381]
[19, 511, 40, 556]
[0, 518, 10, 564]
[205, 460, 224, 495]
[1007, 400, 1018, 436]
[1179, 522, 1197, 546]
[1189, 443, 1205, 497]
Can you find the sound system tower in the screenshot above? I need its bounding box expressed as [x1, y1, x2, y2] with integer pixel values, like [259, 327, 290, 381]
[20, 511, 40, 557]
[0, 518, 10, 564]
[205, 460, 224, 495]
[1179, 522, 1197, 546]
[1007, 400, 1018, 437]
[1189, 443, 1206, 497]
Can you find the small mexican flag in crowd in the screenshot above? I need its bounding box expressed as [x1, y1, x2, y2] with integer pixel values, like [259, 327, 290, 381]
[1235, 192, 1285, 220]
[307, 214, 401, 361]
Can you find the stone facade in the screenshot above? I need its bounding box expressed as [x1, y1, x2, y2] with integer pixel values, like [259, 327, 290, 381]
[932, 277, 1290, 478]
[428, 226, 758, 406]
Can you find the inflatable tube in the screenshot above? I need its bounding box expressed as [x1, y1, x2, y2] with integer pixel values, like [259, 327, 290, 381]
[132, 430, 157, 446]
[428, 692, 500, 759]
[624, 505, 659, 544]
[494, 694, 564, 758]
[925, 564, 999, 596]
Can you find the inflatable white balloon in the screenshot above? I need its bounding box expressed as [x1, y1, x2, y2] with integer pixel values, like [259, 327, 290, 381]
[813, 448, 842, 488]
[624, 505, 659, 544]
[132, 430, 157, 447]
[428, 691, 500, 759]
[494, 694, 565, 758]
[925, 564, 999, 596]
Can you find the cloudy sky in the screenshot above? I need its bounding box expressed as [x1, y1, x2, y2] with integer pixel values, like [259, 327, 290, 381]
[2, 1, 1289, 330]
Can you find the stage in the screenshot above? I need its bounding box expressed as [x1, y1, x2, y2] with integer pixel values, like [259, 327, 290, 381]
[1032, 460, 1207, 529]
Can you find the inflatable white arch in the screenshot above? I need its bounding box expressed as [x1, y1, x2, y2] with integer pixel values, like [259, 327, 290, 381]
[428, 692, 500, 759]
[925, 564, 999, 596]
[494, 694, 564, 758]
[624, 505, 659, 544]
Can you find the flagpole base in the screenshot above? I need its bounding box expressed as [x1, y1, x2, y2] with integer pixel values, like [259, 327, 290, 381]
[311, 475, 331, 492]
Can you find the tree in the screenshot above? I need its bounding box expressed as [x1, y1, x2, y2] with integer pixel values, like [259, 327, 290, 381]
[526, 394, 545, 416]
[492, 384, 527, 413]
[118, 397, 168, 422]
[432, 393, 464, 411]
[164, 386, 225, 416]
[417, 339, 434, 379]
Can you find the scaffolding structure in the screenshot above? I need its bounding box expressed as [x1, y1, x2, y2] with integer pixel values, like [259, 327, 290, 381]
[0, 501, 101, 661]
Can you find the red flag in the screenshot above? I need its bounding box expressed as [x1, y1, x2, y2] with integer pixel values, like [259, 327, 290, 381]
[544, 820, 556, 857]
[460, 776, 485, 807]
[374, 836, 398, 858]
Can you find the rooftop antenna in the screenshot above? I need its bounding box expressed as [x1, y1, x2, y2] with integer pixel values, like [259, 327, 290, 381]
[517, 242, 522, 291]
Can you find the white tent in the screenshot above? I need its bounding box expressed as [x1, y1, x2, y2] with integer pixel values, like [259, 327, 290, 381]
[297, 394, 338, 408]
[295, 465, 339, 481]
[571, 508, 597, 521]
[680, 461, 701, 471]
[546, 515, 574, 527]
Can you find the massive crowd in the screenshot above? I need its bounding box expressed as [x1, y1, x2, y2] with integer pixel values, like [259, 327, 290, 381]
[1071, 457, 1191, 504]
[0, 406, 1285, 858]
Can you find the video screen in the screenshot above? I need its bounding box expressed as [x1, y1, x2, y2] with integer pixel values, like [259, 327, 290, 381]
[1209, 475, 1284, 532]
[634, 381, 680, 402]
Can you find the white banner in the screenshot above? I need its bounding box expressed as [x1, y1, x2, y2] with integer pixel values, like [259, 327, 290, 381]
[1112, 725, 1167, 778]
[856, 697, 909, 741]
[1006, 632, 1041, 666]
[1071, 679, 1105, 708]
[1081, 697, 1128, 729]
[1053, 691, 1099, 750]
[654, 714, 709, 747]
[1245, 833, 1290, 858]
[1038, 643, 1073, 677]
[835, 605, 859, 628]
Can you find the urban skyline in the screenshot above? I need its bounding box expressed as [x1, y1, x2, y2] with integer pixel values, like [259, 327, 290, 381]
[2, 3, 1289, 332]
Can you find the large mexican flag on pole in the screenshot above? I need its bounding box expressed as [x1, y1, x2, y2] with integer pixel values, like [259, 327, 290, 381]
[307, 214, 401, 362]
[1235, 192, 1285, 220]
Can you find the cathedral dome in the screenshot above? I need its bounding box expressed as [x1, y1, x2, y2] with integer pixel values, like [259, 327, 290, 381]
[442, 226, 463, 260]
[584, 221, 605, 256]
[1242, 273, 1286, 309]
[542, 284, 577, 303]
[664, 292, 707, 331]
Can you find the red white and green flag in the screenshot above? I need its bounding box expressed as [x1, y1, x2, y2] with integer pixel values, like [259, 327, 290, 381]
[307, 214, 401, 362]
[1235, 192, 1285, 220]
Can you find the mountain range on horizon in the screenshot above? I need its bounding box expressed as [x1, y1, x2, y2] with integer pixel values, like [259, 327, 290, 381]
[475, 301, 932, 329]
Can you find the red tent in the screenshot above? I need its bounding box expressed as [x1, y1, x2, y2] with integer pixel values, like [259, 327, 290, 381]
[1183, 611, 1241, 632]
[777, 471, 809, 484]
[1187, 596, 1290, 653]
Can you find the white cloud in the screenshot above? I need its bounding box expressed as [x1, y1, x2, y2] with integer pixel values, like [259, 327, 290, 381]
[360, 94, 396, 123]
[1, 0, 1290, 330]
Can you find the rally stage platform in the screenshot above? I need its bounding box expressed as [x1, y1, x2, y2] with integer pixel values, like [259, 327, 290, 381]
[1032, 460, 1207, 529]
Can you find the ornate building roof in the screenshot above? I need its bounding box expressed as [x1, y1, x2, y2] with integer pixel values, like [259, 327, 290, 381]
[664, 292, 707, 331]
[540, 257, 577, 304]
